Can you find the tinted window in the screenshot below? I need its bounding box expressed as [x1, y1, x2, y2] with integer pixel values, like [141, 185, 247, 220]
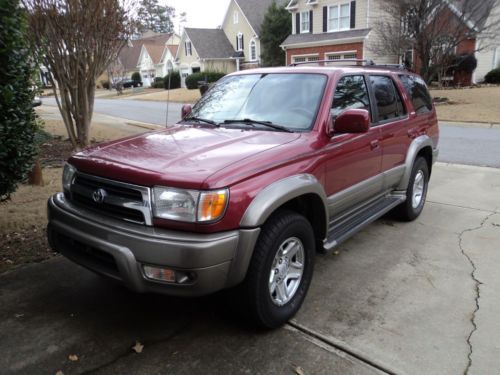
[189, 73, 327, 130]
[369, 75, 405, 121]
[399, 75, 433, 114]
[332, 75, 371, 118]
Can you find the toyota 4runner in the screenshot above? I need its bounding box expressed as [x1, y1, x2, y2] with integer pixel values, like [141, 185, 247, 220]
[47, 63, 439, 328]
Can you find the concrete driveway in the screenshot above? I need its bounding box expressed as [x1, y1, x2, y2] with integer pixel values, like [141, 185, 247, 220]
[1, 163, 499, 374]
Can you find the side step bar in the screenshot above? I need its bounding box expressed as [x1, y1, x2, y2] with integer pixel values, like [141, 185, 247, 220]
[323, 194, 406, 251]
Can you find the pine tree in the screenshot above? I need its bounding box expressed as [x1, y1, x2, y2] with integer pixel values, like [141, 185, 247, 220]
[137, 0, 175, 34]
[260, 2, 291, 67]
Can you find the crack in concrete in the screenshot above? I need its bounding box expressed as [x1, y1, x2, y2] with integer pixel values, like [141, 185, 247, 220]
[458, 212, 495, 375]
[80, 321, 192, 374]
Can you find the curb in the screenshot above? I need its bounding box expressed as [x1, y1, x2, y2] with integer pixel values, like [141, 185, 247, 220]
[439, 121, 500, 129]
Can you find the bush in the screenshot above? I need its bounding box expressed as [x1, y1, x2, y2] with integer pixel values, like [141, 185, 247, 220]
[131, 71, 142, 83]
[152, 77, 164, 89]
[163, 70, 181, 90]
[101, 80, 110, 89]
[0, 0, 39, 201]
[185, 71, 226, 90]
[485, 68, 500, 84]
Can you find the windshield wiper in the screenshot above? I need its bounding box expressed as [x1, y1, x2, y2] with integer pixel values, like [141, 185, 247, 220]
[223, 118, 293, 133]
[183, 116, 219, 126]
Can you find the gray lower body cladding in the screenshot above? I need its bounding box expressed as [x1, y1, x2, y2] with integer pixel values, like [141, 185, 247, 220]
[47, 193, 260, 297]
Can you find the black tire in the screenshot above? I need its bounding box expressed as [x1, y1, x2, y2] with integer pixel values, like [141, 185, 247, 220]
[242, 210, 315, 329]
[394, 157, 429, 221]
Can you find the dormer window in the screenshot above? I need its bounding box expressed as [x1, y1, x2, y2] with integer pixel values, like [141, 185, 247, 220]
[237, 33, 243, 51]
[185, 40, 192, 56]
[234, 11, 239, 24]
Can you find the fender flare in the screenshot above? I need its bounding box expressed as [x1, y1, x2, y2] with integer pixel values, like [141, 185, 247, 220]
[239, 174, 329, 235]
[397, 135, 433, 190]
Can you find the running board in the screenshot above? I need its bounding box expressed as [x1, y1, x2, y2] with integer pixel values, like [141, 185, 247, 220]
[323, 194, 406, 251]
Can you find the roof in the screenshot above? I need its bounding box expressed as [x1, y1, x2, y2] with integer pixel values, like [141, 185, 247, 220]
[166, 44, 178, 58]
[449, 0, 495, 31]
[118, 33, 175, 70]
[281, 28, 371, 47]
[184, 28, 235, 59]
[143, 44, 165, 64]
[234, 0, 276, 36]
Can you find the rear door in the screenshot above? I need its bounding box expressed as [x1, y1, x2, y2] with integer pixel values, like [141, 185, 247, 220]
[324, 74, 383, 215]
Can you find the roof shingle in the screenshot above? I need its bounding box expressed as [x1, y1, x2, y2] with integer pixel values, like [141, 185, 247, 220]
[234, 0, 276, 36]
[185, 28, 235, 59]
[281, 28, 371, 47]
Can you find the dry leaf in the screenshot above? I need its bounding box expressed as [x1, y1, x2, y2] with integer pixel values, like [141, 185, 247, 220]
[68, 354, 78, 362]
[132, 341, 144, 353]
[294, 365, 305, 375]
[333, 251, 340, 255]
[55, 371, 64, 375]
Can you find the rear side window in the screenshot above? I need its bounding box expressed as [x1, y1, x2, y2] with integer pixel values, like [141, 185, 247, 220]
[399, 75, 433, 114]
[331, 75, 371, 118]
[369, 75, 406, 122]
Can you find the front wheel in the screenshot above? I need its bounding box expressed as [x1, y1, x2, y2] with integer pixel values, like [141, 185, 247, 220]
[395, 156, 429, 221]
[242, 210, 315, 329]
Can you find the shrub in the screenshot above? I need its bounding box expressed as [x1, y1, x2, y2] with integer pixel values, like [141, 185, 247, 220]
[131, 71, 142, 83]
[101, 80, 110, 89]
[485, 68, 500, 84]
[0, 0, 39, 201]
[163, 70, 181, 90]
[152, 77, 165, 89]
[454, 53, 477, 74]
[185, 71, 226, 90]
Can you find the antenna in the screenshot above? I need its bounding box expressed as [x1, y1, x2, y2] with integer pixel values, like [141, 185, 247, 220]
[166, 33, 173, 127]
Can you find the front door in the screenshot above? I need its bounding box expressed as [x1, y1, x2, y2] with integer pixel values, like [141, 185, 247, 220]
[324, 74, 383, 216]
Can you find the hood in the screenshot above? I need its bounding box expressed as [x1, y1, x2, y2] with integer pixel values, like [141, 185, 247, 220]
[70, 125, 301, 189]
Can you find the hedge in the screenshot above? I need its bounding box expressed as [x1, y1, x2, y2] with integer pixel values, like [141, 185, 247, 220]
[152, 77, 165, 89]
[485, 68, 500, 84]
[131, 71, 142, 83]
[185, 71, 226, 90]
[163, 70, 181, 90]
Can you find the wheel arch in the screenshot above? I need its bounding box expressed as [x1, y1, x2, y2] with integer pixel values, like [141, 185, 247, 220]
[398, 135, 434, 190]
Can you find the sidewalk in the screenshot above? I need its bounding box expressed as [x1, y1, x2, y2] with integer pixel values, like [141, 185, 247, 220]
[1, 163, 499, 374]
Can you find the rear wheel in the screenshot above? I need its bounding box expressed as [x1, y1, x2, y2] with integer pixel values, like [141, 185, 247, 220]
[242, 210, 315, 329]
[395, 156, 429, 221]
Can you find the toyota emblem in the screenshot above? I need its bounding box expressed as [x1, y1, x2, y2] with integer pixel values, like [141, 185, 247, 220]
[92, 188, 107, 204]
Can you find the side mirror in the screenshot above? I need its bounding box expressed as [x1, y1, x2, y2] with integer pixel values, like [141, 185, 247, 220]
[333, 109, 370, 134]
[181, 104, 192, 118]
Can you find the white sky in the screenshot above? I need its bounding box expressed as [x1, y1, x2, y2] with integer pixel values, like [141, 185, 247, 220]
[163, 0, 232, 34]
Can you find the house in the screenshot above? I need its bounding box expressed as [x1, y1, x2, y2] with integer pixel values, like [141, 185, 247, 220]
[175, 0, 276, 86]
[281, 0, 498, 85]
[473, 4, 500, 83]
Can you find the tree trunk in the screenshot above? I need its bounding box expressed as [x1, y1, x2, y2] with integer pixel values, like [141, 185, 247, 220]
[28, 159, 44, 186]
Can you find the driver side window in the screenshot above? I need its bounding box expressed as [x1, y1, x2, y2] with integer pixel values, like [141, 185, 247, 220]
[331, 75, 371, 119]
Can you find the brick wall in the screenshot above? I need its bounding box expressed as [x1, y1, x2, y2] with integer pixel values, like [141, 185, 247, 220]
[285, 42, 364, 65]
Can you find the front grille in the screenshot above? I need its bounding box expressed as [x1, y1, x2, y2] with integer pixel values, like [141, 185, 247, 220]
[69, 172, 152, 225]
[54, 231, 120, 279]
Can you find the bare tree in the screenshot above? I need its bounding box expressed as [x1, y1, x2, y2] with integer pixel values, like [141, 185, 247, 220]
[23, 0, 137, 149]
[370, 0, 500, 83]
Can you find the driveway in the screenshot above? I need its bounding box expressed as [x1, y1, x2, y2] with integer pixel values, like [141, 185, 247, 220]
[1, 163, 499, 374]
[41, 98, 500, 168]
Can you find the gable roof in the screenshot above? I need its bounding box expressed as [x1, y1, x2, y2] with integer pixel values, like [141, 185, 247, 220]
[234, 0, 276, 36]
[118, 33, 176, 70]
[184, 28, 235, 59]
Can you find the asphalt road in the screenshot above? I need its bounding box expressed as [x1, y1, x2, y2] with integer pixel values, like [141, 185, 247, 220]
[43, 98, 500, 168]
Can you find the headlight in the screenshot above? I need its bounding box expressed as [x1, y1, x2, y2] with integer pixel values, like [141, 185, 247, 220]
[62, 163, 77, 191]
[152, 187, 229, 223]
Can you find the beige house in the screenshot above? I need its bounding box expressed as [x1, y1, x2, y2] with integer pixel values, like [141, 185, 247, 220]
[473, 4, 500, 83]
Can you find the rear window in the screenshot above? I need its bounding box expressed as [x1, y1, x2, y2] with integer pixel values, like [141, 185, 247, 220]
[369, 75, 406, 122]
[399, 75, 433, 114]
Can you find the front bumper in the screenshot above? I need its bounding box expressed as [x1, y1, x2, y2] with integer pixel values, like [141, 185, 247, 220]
[47, 193, 260, 297]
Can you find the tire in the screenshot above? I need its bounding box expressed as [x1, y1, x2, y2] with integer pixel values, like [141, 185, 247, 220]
[242, 210, 315, 329]
[394, 156, 429, 221]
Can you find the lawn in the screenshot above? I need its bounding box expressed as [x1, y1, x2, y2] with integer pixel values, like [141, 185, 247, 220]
[430, 86, 500, 124]
[122, 88, 201, 103]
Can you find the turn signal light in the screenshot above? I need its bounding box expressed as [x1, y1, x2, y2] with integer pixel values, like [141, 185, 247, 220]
[198, 190, 228, 222]
[143, 265, 176, 283]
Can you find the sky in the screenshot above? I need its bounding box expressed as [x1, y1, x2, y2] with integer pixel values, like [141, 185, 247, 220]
[163, 0, 232, 34]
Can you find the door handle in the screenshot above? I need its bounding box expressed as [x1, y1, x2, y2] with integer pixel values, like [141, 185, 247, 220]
[370, 140, 380, 150]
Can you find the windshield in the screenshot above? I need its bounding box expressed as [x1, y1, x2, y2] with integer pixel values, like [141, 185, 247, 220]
[187, 73, 327, 131]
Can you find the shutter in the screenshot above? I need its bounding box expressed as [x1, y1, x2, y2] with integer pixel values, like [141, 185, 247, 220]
[309, 10, 313, 33]
[323, 6, 328, 32]
[350, 1, 356, 29]
[296, 12, 300, 34]
[236, 36, 238, 50]
[242, 35, 244, 52]
[184, 42, 187, 56]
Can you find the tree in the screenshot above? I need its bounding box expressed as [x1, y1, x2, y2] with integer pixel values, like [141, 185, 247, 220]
[0, 0, 39, 201]
[370, 0, 500, 83]
[260, 1, 291, 67]
[23, 0, 137, 149]
[137, 0, 175, 34]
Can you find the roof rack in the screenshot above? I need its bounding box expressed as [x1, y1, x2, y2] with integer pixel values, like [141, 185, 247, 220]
[288, 59, 407, 70]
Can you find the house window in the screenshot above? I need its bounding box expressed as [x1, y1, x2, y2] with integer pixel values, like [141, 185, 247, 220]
[185, 41, 192, 56]
[300, 11, 310, 33]
[292, 55, 319, 64]
[326, 52, 357, 62]
[237, 33, 243, 51]
[328, 3, 350, 31]
[343, 53, 357, 59]
[249, 39, 257, 61]
[234, 11, 238, 24]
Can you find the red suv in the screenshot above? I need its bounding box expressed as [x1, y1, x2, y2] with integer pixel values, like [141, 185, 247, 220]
[47, 64, 439, 328]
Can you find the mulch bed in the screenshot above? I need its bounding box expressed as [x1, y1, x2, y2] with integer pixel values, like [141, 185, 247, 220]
[39, 135, 78, 167]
